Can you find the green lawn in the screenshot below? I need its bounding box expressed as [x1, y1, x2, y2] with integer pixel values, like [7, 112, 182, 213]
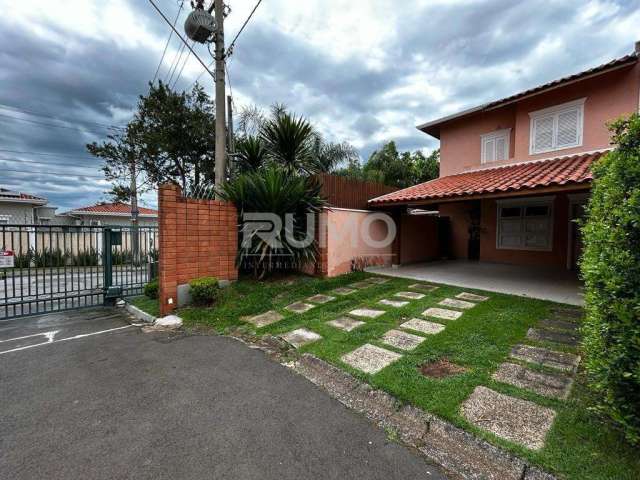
[130, 295, 161, 318]
[135, 273, 639, 480]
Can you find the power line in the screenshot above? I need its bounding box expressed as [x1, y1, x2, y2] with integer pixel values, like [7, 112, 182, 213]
[1, 168, 106, 179]
[171, 40, 196, 88]
[0, 103, 125, 130]
[0, 156, 99, 169]
[0, 149, 97, 159]
[226, 0, 263, 58]
[166, 41, 187, 84]
[0, 113, 119, 135]
[153, 0, 185, 83]
[148, 0, 216, 81]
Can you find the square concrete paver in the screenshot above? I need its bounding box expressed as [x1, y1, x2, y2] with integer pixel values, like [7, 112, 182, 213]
[280, 328, 322, 348]
[367, 277, 390, 285]
[285, 302, 316, 314]
[493, 363, 574, 400]
[326, 316, 365, 332]
[394, 291, 426, 300]
[333, 287, 357, 296]
[378, 299, 409, 308]
[245, 310, 284, 328]
[423, 307, 463, 321]
[306, 294, 336, 304]
[539, 319, 579, 333]
[341, 344, 403, 374]
[409, 283, 439, 292]
[380, 329, 426, 351]
[461, 386, 556, 450]
[400, 318, 445, 335]
[527, 328, 579, 346]
[456, 292, 489, 302]
[510, 344, 581, 373]
[439, 298, 476, 310]
[349, 308, 386, 319]
[349, 281, 372, 289]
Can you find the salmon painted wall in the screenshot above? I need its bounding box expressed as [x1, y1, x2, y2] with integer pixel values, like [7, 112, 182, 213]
[438, 62, 640, 176]
[479, 195, 570, 268]
[399, 214, 439, 264]
[325, 208, 393, 277]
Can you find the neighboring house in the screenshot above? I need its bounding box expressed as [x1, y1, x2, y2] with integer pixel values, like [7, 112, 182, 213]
[57, 202, 158, 226]
[0, 188, 55, 225]
[369, 42, 640, 271]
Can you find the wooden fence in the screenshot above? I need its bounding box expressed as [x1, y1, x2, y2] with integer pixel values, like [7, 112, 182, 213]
[316, 173, 398, 210]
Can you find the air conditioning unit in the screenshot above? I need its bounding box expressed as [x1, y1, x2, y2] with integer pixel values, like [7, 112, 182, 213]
[184, 9, 216, 43]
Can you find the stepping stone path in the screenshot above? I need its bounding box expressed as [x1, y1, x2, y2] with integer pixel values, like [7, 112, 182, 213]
[333, 287, 357, 296]
[461, 386, 556, 450]
[349, 281, 372, 289]
[394, 291, 425, 300]
[326, 316, 365, 332]
[409, 283, 438, 292]
[341, 344, 402, 374]
[456, 292, 489, 302]
[439, 298, 476, 310]
[378, 299, 409, 308]
[285, 302, 315, 314]
[423, 307, 462, 321]
[510, 344, 580, 373]
[400, 318, 445, 335]
[551, 307, 583, 320]
[527, 328, 579, 346]
[349, 308, 386, 319]
[245, 310, 284, 328]
[306, 294, 336, 304]
[539, 319, 579, 332]
[380, 329, 425, 351]
[367, 277, 389, 285]
[280, 328, 322, 348]
[493, 362, 574, 400]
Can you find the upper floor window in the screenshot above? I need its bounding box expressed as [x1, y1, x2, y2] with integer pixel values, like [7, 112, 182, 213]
[481, 128, 510, 164]
[529, 98, 585, 155]
[0, 215, 9, 225]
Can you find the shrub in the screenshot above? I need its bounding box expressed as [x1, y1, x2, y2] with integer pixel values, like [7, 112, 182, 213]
[112, 249, 133, 266]
[220, 166, 326, 278]
[189, 276, 219, 306]
[33, 248, 67, 268]
[144, 278, 159, 299]
[70, 248, 100, 267]
[581, 113, 640, 445]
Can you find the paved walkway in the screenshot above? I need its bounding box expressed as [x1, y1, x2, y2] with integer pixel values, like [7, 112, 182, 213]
[367, 260, 584, 306]
[0, 309, 447, 480]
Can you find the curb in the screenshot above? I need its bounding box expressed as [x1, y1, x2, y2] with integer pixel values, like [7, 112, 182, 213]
[124, 302, 156, 325]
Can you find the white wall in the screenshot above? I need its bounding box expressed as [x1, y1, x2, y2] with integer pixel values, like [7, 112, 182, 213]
[0, 203, 35, 224]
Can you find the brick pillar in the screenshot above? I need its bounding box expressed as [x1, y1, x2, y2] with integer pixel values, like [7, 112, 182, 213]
[159, 183, 180, 316]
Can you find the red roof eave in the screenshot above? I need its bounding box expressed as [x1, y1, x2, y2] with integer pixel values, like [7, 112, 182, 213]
[369, 151, 603, 207]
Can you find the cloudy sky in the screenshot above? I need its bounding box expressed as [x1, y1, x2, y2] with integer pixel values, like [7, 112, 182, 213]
[0, 0, 637, 210]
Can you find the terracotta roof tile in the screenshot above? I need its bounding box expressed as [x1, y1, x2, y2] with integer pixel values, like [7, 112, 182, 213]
[369, 151, 605, 206]
[71, 202, 158, 215]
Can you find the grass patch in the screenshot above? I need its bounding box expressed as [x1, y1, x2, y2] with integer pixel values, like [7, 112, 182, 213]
[129, 295, 160, 318]
[179, 273, 639, 480]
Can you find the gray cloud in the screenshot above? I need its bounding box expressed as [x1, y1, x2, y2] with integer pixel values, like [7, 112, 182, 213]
[0, 0, 636, 209]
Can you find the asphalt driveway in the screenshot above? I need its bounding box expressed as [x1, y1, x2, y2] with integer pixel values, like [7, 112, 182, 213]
[0, 308, 447, 480]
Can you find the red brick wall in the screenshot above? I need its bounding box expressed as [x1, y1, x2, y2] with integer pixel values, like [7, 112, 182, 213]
[158, 184, 238, 316]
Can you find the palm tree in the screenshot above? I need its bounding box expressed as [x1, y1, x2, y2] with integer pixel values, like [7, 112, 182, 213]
[234, 135, 268, 173]
[259, 109, 315, 175]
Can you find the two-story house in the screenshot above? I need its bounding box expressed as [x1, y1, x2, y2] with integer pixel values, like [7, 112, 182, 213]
[369, 42, 640, 275]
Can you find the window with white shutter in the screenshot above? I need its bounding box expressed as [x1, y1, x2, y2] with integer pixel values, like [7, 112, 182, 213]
[529, 98, 585, 155]
[497, 198, 554, 251]
[481, 129, 511, 164]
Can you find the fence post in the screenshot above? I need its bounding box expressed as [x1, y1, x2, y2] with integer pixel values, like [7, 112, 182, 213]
[102, 228, 113, 306]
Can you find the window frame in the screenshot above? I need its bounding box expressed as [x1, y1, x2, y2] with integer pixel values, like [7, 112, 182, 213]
[0, 215, 10, 225]
[480, 128, 511, 164]
[496, 196, 555, 252]
[529, 98, 586, 155]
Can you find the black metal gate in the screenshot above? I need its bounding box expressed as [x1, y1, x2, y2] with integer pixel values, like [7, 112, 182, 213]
[0, 224, 158, 320]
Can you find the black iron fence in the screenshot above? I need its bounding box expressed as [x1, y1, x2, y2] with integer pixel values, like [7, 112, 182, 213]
[0, 224, 158, 319]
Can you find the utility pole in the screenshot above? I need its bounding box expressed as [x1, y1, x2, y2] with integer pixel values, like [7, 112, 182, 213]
[130, 158, 140, 263]
[227, 94, 235, 157]
[213, 0, 226, 196]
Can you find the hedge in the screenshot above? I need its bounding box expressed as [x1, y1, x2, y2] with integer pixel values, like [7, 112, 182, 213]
[581, 113, 640, 444]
